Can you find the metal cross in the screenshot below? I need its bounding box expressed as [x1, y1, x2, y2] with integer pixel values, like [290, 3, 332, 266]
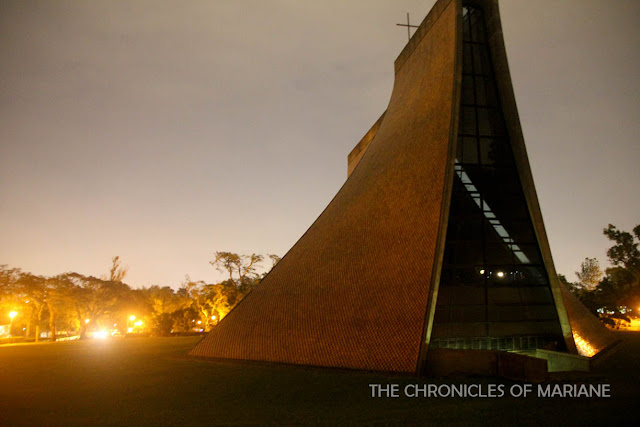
[396, 12, 419, 42]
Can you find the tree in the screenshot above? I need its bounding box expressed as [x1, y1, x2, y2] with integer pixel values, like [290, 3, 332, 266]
[142, 286, 190, 335]
[561, 224, 640, 324]
[170, 305, 199, 333]
[1, 266, 28, 337]
[210, 252, 264, 287]
[268, 254, 282, 268]
[15, 272, 47, 341]
[43, 275, 77, 342]
[603, 224, 640, 279]
[575, 258, 603, 292]
[64, 273, 131, 339]
[1, 250, 280, 339]
[0, 265, 21, 301]
[181, 278, 226, 331]
[200, 281, 240, 324]
[603, 224, 640, 314]
[107, 256, 128, 282]
[558, 274, 581, 295]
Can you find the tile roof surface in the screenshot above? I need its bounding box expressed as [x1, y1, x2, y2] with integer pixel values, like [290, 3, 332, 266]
[190, 0, 458, 373]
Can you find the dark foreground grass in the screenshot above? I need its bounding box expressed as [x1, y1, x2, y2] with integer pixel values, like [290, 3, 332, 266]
[0, 333, 637, 426]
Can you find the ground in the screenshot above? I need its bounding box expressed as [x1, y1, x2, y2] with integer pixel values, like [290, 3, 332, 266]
[0, 333, 637, 425]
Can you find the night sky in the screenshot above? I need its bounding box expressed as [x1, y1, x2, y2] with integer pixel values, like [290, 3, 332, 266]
[1, 0, 638, 288]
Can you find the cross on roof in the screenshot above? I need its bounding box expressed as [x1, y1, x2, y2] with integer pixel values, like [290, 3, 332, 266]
[396, 12, 419, 42]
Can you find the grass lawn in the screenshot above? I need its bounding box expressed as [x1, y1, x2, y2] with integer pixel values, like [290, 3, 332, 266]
[0, 332, 637, 425]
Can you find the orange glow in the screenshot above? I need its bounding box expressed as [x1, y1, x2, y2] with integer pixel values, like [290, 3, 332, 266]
[573, 331, 597, 357]
[129, 315, 136, 321]
[85, 319, 90, 324]
[9, 311, 17, 319]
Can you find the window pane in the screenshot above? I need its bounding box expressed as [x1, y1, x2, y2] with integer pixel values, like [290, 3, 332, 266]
[461, 107, 476, 134]
[462, 75, 474, 104]
[462, 137, 478, 164]
[434, 5, 561, 348]
[475, 76, 488, 106]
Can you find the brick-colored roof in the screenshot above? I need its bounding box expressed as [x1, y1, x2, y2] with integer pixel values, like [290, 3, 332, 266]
[190, 0, 458, 373]
[559, 283, 617, 356]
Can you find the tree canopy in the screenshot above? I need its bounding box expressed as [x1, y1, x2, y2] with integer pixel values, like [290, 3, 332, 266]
[1, 251, 278, 340]
[568, 223, 640, 328]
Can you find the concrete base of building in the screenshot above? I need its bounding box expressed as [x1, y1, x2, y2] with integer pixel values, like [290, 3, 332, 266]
[533, 349, 590, 372]
[425, 348, 548, 382]
[425, 339, 622, 379]
[530, 339, 621, 372]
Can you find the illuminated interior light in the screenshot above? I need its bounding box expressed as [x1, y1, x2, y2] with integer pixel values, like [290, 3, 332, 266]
[496, 271, 505, 278]
[479, 269, 485, 274]
[573, 331, 597, 357]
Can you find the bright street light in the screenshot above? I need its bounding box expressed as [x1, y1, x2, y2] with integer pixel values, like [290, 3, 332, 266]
[129, 315, 136, 321]
[8, 311, 17, 338]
